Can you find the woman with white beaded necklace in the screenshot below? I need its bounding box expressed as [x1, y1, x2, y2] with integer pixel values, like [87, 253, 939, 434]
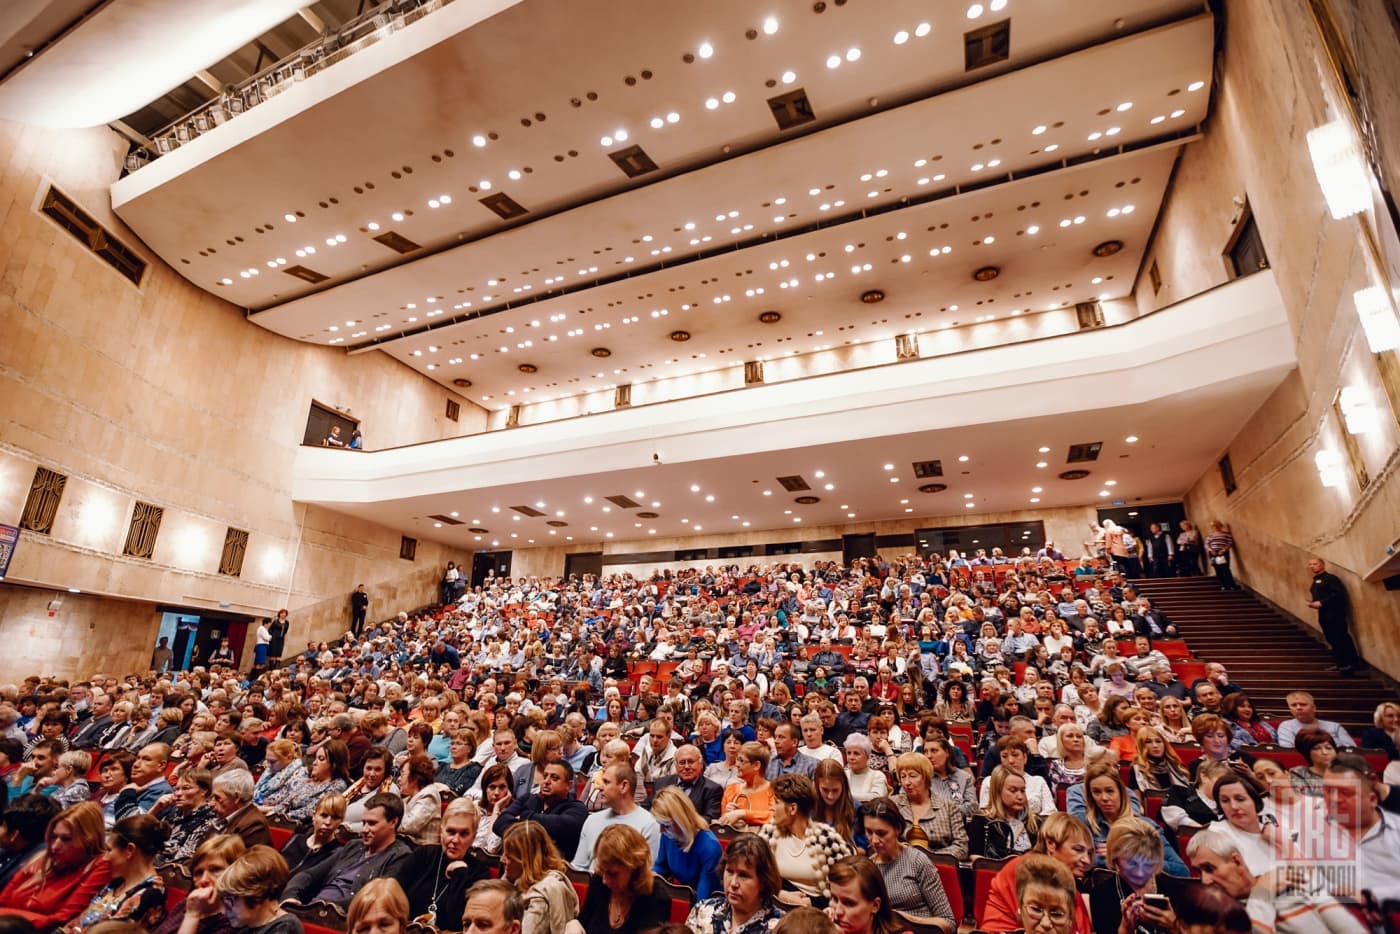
[753, 774, 853, 909]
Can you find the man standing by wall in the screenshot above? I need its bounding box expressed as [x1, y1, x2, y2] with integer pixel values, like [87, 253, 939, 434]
[1308, 557, 1360, 676]
[351, 583, 369, 635]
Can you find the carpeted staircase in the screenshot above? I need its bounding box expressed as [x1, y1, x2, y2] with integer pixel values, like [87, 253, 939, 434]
[1131, 575, 1389, 735]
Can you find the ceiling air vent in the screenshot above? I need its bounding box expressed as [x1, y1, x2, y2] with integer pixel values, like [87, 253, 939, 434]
[373, 231, 422, 254]
[606, 494, 643, 509]
[283, 265, 329, 284]
[511, 505, 546, 517]
[918, 483, 948, 493]
[468, 527, 490, 533]
[1059, 469, 1092, 480]
[912, 460, 944, 479]
[609, 145, 658, 178]
[964, 19, 1011, 71]
[776, 476, 811, 492]
[1066, 442, 1102, 463]
[38, 185, 147, 286]
[794, 496, 821, 505]
[428, 514, 464, 525]
[636, 511, 660, 519]
[480, 192, 528, 220]
[767, 88, 815, 130]
[546, 520, 569, 527]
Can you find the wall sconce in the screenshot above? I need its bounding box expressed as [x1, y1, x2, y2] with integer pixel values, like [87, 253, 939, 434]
[1354, 286, 1400, 353]
[1307, 121, 1372, 219]
[1315, 449, 1346, 488]
[1339, 386, 1378, 434]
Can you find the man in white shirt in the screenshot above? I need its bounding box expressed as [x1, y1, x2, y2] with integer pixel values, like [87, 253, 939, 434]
[1323, 754, 1400, 904]
[570, 763, 660, 871]
[1278, 692, 1357, 749]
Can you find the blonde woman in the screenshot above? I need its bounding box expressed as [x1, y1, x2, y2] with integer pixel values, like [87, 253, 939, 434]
[969, 766, 1040, 859]
[346, 878, 408, 934]
[651, 786, 722, 898]
[501, 821, 579, 934]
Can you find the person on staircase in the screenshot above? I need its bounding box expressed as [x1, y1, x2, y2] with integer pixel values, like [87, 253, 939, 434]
[1307, 556, 1360, 677]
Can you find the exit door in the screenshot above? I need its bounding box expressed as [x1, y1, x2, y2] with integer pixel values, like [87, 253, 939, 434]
[472, 551, 512, 588]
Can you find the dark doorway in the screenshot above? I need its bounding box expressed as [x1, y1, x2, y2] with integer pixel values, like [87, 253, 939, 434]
[472, 551, 512, 587]
[843, 533, 877, 564]
[1096, 502, 1187, 541]
[914, 521, 1047, 560]
[156, 604, 254, 669]
[564, 552, 603, 582]
[302, 401, 359, 447]
[190, 619, 249, 669]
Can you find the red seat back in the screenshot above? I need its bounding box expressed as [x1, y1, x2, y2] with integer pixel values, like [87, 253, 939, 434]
[269, 826, 293, 851]
[670, 899, 691, 924]
[972, 857, 1014, 928]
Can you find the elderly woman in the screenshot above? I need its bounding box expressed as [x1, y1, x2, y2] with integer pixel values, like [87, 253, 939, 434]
[568, 824, 671, 934]
[37, 750, 93, 810]
[860, 797, 955, 931]
[717, 741, 775, 828]
[152, 767, 220, 867]
[753, 774, 854, 908]
[0, 801, 112, 929]
[890, 752, 969, 861]
[394, 797, 490, 927]
[1361, 702, 1400, 761]
[842, 734, 890, 803]
[397, 753, 451, 846]
[686, 835, 787, 934]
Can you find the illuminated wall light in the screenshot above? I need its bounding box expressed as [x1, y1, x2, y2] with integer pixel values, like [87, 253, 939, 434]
[1353, 286, 1400, 352]
[1340, 386, 1378, 434]
[1315, 449, 1346, 488]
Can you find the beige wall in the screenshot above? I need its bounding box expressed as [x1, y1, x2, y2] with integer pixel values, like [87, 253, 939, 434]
[0, 118, 481, 680]
[0, 585, 163, 683]
[507, 504, 1102, 579]
[1147, 1, 1400, 678]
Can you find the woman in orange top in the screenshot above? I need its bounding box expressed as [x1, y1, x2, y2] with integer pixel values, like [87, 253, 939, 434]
[1107, 707, 1150, 761]
[715, 742, 774, 828]
[0, 801, 112, 932]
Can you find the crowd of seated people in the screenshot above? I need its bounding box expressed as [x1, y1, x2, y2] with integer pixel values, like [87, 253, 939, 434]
[0, 548, 1395, 933]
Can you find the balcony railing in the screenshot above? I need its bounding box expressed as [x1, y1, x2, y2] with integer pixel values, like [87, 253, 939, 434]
[124, 0, 455, 174]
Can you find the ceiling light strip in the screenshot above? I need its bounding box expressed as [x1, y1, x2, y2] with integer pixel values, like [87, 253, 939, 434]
[345, 132, 1198, 356]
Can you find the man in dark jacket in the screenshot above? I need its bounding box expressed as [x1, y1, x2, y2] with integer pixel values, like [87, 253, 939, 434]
[284, 793, 411, 908]
[1308, 556, 1360, 674]
[493, 761, 588, 858]
[651, 744, 723, 820]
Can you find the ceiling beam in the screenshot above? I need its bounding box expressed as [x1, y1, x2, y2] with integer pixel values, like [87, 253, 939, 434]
[193, 69, 221, 93]
[297, 7, 326, 34]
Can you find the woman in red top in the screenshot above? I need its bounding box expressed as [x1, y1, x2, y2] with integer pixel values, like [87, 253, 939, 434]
[979, 813, 1095, 933]
[0, 801, 112, 931]
[869, 668, 900, 705]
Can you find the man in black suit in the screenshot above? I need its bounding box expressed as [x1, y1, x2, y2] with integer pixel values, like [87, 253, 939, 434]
[1308, 556, 1360, 675]
[650, 744, 722, 821]
[493, 760, 587, 858]
[70, 691, 114, 749]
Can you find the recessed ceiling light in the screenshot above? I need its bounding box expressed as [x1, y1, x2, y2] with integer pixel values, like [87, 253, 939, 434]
[1030, 497, 1040, 503]
[964, 502, 975, 508]
[705, 494, 715, 502]
[963, 493, 974, 499]
[1032, 486, 1043, 493]
[1099, 490, 1111, 497]
[884, 463, 895, 471]
[762, 16, 779, 35]
[1038, 446, 1051, 453]
[697, 41, 714, 59]
[826, 54, 842, 69]
[1116, 102, 1133, 111]
[1171, 108, 1186, 118]
[845, 47, 861, 62]
[705, 98, 719, 110]
[1032, 125, 1047, 135]
[889, 477, 899, 483]
[721, 90, 736, 104]
[847, 512, 856, 518]
[967, 3, 984, 18]
[1125, 435, 1139, 443]
[472, 134, 487, 147]
[958, 455, 970, 462]
[893, 29, 909, 44]
[781, 70, 796, 84]
[1188, 80, 1205, 92]
[915, 22, 931, 37]
[1036, 461, 1048, 468]
[667, 112, 680, 123]
[990, 0, 1007, 9]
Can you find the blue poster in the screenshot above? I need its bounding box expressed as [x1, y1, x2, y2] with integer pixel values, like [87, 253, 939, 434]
[0, 524, 17, 580]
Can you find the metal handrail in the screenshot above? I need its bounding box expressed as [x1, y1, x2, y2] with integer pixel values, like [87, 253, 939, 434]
[125, 0, 454, 173]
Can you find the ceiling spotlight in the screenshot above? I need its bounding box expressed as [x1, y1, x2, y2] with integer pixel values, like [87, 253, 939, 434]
[884, 463, 895, 471]
[1188, 80, 1205, 92]
[762, 16, 779, 34]
[1036, 461, 1048, 468]
[781, 70, 796, 84]
[1125, 435, 1139, 443]
[698, 41, 714, 59]
[826, 54, 842, 69]
[893, 30, 909, 44]
[967, 4, 984, 19]
[845, 47, 861, 62]
[472, 134, 487, 147]
[915, 22, 931, 37]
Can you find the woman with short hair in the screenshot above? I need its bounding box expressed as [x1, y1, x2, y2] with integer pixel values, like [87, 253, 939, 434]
[686, 836, 787, 934]
[717, 741, 775, 828]
[890, 753, 968, 861]
[278, 793, 346, 878]
[979, 813, 1095, 933]
[1087, 818, 1187, 934]
[1288, 728, 1337, 798]
[1008, 856, 1077, 934]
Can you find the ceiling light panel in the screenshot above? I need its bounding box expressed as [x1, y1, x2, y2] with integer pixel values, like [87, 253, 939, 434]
[112, 1, 1211, 318]
[375, 144, 1178, 400]
[252, 13, 1210, 356]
